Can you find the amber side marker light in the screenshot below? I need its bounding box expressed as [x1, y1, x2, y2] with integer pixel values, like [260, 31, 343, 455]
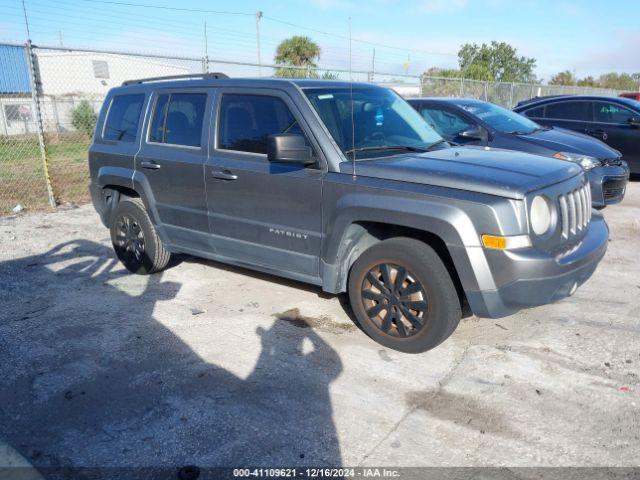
[481, 234, 531, 250]
[482, 234, 507, 249]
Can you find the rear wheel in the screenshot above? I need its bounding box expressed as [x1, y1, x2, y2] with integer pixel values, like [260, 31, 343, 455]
[110, 198, 171, 274]
[348, 237, 461, 353]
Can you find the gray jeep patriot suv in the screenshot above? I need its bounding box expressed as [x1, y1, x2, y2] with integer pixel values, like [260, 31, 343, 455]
[89, 74, 609, 353]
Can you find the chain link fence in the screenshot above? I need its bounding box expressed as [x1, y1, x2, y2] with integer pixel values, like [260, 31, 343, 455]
[418, 76, 624, 107]
[0, 42, 626, 215]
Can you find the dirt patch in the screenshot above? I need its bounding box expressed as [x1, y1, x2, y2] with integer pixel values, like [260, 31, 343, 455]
[406, 389, 517, 438]
[273, 308, 356, 334]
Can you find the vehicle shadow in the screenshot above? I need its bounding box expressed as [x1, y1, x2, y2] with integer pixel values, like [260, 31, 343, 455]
[0, 240, 343, 477]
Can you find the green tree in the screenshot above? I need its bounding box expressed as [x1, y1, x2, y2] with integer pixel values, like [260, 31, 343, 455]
[549, 70, 576, 86]
[274, 36, 321, 78]
[424, 66, 462, 78]
[71, 100, 97, 138]
[458, 41, 537, 83]
[577, 76, 597, 87]
[596, 72, 637, 90]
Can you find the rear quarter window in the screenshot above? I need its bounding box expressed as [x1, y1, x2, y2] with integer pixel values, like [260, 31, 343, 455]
[523, 106, 544, 118]
[103, 94, 145, 142]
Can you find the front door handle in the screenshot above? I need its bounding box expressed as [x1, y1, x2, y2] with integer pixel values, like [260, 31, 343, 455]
[211, 169, 238, 181]
[141, 161, 161, 170]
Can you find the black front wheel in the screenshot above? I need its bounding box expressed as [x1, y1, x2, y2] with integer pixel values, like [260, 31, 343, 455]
[348, 237, 461, 353]
[110, 198, 171, 274]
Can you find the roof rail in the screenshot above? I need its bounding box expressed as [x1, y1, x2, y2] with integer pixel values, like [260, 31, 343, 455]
[122, 72, 228, 86]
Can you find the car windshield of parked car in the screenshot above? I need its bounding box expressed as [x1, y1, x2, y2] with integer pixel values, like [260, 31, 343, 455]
[304, 87, 443, 159]
[619, 97, 640, 112]
[458, 101, 541, 134]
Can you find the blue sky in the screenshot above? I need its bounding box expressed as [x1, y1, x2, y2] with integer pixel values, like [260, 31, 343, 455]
[1, 0, 638, 81]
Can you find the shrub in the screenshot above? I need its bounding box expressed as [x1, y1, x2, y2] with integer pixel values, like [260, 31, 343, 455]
[71, 101, 97, 138]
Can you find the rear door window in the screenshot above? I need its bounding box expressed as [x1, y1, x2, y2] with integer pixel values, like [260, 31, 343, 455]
[545, 101, 591, 121]
[103, 94, 145, 142]
[593, 102, 635, 124]
[217, 94, 303, 154]
[149, 93, 207, 147]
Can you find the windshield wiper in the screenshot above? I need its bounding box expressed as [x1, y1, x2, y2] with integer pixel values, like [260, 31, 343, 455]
[425, 139, 448, 150]
[344, 145, 429, 155]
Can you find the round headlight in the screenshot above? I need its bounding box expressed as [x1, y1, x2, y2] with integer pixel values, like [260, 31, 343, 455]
[578, 156, 601, 170]
[530, 195, 552, 235]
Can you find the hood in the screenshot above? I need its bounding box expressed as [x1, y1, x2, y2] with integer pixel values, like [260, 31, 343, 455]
[340, 146, 582, 199]
[517, 127, 620, 159]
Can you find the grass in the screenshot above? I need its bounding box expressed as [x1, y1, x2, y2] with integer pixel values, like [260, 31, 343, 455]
[0, 135, 91, 214]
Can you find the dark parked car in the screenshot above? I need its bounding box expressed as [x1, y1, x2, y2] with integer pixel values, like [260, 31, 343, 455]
[89, 75, 608, 353]
[514, 95, 640, 174]
[408, 98, 629, 207]
[620, 92, 640, 101]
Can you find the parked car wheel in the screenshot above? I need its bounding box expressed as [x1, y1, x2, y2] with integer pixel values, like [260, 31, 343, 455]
[110, 198, 171, 274]
[348, 237, 461, 353]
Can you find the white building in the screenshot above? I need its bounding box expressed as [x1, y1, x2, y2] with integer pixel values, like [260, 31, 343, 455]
[35, 51, 192, 96]
[1, 48, 191, 136]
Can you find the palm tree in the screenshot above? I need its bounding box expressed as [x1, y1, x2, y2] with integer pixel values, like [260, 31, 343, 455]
[274, 36, 320, 78]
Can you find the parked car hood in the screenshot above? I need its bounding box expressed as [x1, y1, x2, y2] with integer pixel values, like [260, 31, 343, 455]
[517, 127, 620, 159]
[340, 146, 582, 199]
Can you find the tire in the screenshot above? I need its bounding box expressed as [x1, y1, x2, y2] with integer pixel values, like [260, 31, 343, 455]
[348, 237, 461, 354]
[110, 197, 171, 274]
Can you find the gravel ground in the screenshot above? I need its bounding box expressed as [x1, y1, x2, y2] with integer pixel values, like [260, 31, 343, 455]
[0, 181, 639, 475]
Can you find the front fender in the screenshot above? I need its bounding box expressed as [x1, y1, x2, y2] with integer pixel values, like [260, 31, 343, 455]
[321, 192, 495, 294]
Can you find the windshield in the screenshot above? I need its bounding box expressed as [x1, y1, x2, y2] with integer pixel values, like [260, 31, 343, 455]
[619, 97, 640, 112]
[304, 87, 443, 159]
[457, 101, 541, 134]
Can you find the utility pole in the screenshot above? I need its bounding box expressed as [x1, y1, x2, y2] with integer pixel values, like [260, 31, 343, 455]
[369, 48, 375, 82]
[21, 0, 31, 39]
[256, 11, 263, 76]
[203, 21, 209, 73]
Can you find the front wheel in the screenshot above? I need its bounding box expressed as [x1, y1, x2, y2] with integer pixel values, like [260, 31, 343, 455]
[348, 237, 461, 353]
[110, 198, 171, 274]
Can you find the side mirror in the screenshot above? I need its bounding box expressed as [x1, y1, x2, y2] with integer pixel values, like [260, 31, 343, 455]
[267, 134, 314, 165]
[458, 126, 484, 140]
[629, 117, 640, 128]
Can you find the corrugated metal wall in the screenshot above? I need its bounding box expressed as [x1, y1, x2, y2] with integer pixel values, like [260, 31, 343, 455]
[0, 44, 31, 94]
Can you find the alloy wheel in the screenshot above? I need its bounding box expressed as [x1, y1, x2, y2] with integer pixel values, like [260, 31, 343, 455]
[114, 214, 145, 262]
[360, 263, 429, 338]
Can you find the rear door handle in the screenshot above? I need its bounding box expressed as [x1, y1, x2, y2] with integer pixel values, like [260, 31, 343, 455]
[141, 161, 161, 170]
[211, 169, 238, 181]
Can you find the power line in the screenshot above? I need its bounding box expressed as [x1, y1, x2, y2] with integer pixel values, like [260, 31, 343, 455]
[73, 0, 456, 58]
[262, 15, 456, 57]
[78, 0, 254, 16]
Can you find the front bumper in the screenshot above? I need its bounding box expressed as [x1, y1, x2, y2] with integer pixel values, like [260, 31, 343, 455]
[588, 163, 629, 207]
[466, 213, 609, 319]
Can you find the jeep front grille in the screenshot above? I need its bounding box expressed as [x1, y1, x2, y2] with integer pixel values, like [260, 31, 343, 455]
[558, 183, 591, 240]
